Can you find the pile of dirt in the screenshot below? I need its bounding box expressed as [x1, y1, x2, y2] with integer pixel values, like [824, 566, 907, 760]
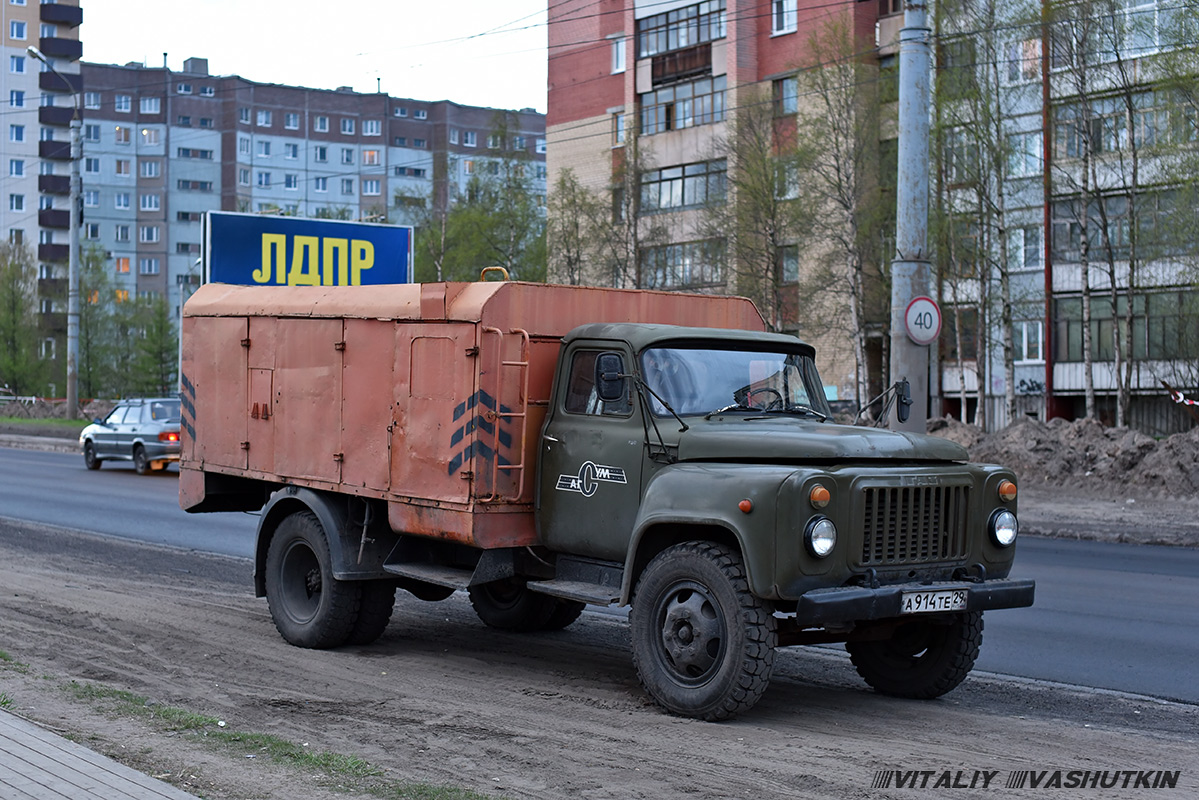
[929, 416, 1199, 498]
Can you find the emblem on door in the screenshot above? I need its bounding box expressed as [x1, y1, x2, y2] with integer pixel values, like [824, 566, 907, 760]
[555, 461, 627, 497]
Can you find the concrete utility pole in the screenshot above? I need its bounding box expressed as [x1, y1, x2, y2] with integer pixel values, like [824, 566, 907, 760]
[29, 46, 82, 420]
[888, 1, 934, 431]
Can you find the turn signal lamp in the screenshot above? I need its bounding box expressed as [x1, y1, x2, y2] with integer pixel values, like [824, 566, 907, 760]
[998, 480, 1017, 502]
[809, 484, 831, 509]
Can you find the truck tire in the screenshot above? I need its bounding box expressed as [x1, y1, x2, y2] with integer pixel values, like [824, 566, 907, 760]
[630, 542, 776, 721]
[264, 511, 361, 649]
[345, 580, 397, 646]
[468, 579, 556, 631]
[846, 611, 983, 699]
[543, 599, 586, 631]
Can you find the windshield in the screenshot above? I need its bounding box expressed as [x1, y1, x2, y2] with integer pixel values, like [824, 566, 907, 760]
[639, 346, 831, 418]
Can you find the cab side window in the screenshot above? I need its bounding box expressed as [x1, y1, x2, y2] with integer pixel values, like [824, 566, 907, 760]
[564, 350, 631, 416]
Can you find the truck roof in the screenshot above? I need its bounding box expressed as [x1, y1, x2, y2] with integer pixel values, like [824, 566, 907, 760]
[565, 323, 816, 357]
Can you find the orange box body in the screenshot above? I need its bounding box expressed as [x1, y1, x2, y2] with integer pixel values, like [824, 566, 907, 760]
[180, 281, 764, 550]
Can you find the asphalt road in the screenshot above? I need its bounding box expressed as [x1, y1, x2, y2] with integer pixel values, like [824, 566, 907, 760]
[2, 445, 1196, 704]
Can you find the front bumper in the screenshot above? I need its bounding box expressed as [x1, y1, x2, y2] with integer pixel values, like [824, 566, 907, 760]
[795, 579, 1035, 626]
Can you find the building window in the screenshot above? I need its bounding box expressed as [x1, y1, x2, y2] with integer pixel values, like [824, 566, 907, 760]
[115, 126, 131, 144]
[640, 240, 726, 288]
[536, 138, 547, 154]
[177, 114, 192, 126]
[513, 136, 526, 150]
[177, 147, 214, 160]
[487, 134, 501, 149]
[341, 118, 355, 135]
[10, 20, 24, 38]
[1008, 226, 1042, 272]
[464, 160, 475, 175]
[257, 171, 271, 187]
[363, 179, 381, 195]
[395, 106, 408, 117]
[314, 145, 327, 162]
[8, 159, 22, 177]
[257, 140, 271, 157]
[10, 90, 23, 108]
[284, 142, 298, 159]
[115, 159, 131, 176]
[84, 223, 100, 240]
[9, 194, 23, 211]
[140, 97, 161, 114]
[463, 131, 477, 147]
[139, 225, 160, 243]
[1016, 320, 1044, 364]
[284, 174, 298, 189]
[238, 168, 250, 185]
[8, 229, 23, 245]
[140, 160, 161, 178]
[9, 125, 24, 142]
[640, 76, 727, 135]
[778, 245, 800, 283]
[115, 257, 130, 274]
[114, 192, 130, 209]
[199, 117, 214, 128]
[115, 289, 129, 303]
[414, 109, 427, 120]
[1006, 130, 1043, 178]
[83, 189, 99, 207]
[141, 127, 160, 145]
[611, 36, 627, 73]
[238, 107, 250, 124]
[177, 179, 213, 191]
[10, 55, 25, 74]
[200, 86, 215, 97]
[314, 176, 328, 192]
[771, 0, 797, 35]
[176, 243, 201, 254]
[315, 115, 329, 132]
[363, 149, 380, 166]
[278, 112, 297, 130]
[115, 94, 131, 113]
[395, 136, 407, 147]
[239, 136, 251, 155]
[114, 225, 130, 242]
[341, 148, 354, 164]
[139, 257, 161, 275]
[637, 0, 726, 58]
[773, 76, 798, 116]
[84, 92, 101, 109]
[1004, 38, 1042, 84]
[363, 119, 381, 136]
[640, 159, 727, 213]
[176, 83, 192, 94]
[257, 109, 272, 127]
[341, 178, 354, 195]
[84, 124, 100, 142]
[449, 129, 459, 145]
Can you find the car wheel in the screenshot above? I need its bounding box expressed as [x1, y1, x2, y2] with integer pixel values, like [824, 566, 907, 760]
[83, 441, 102, 470]
[264, 511, 361, 649]
[846, 611, 983, 699]
[133, 445, 149, 475]
[630, 542, 776, 721]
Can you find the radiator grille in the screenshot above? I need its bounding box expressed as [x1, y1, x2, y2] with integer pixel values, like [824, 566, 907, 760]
[859, 485, 969, 566]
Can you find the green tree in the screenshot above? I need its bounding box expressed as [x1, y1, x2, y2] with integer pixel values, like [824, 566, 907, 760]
[78, 246, 118, 399]
[0, 242, 48, 396]
[132, 295, 177, 396]
[546, 168, 605, 286]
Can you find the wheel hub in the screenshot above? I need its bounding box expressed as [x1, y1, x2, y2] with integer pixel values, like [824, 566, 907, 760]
[658, 586, 723, 681]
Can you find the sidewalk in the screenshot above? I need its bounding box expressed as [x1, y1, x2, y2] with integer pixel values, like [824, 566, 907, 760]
[0, 709, 199, 799]
[0, 434, 77, 454]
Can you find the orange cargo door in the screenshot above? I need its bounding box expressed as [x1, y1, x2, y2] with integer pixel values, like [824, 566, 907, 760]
[340, 318, 394, 491]
[246, 316, 278, 475]
[185, 316, 248, 470]
[272, 318, 344, 484]
[391, 323, 475, 504]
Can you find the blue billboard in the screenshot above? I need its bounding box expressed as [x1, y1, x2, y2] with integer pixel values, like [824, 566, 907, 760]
[204, 211, 412, 286]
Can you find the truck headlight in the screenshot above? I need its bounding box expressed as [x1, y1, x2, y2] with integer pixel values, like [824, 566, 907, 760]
[990, 509, 1018, 547]
[804, 517, 837, 558]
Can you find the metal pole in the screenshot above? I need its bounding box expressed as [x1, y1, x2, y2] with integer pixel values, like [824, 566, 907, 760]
[889, 1, 933, 431]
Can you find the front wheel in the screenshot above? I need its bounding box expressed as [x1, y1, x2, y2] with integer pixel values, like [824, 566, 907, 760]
[630, 542, 776, 721]
[83, 441, 101, 470]
[846, 611, 983, 699]
[264, 511, 361, 648]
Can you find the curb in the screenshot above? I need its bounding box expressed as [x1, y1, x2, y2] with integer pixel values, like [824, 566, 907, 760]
[0, 434, 78, 454]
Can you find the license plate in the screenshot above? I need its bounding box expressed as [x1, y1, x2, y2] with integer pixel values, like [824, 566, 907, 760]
[900, 589, 968, 614]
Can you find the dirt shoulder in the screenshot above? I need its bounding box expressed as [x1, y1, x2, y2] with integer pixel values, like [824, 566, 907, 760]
[1, 520, 1196, 800]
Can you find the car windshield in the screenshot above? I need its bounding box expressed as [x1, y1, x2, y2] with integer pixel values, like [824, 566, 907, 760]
[148, 400, 181, 422]
[639, 346, 831, 418]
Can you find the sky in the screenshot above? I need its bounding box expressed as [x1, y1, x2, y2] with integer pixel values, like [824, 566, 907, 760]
[79, 0, 550, 113]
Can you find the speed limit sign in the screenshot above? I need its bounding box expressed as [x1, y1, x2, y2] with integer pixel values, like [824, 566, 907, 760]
[904, 296, 942, 346]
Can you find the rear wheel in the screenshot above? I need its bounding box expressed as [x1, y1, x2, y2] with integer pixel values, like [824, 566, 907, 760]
[133, 445, 149, 475]
[264, 511, 361, 648]
[468, 579, 557, 631]
[83, 441, 101, 470]
[630, 542, 776, 721]
[346, 580, 397, 646]
[846, 611, 983, 699]
[542, 599, 586, 631]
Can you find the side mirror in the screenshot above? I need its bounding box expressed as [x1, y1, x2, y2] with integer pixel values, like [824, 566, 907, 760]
[594, 352, 626, 403]
[896, 379, 912, 424]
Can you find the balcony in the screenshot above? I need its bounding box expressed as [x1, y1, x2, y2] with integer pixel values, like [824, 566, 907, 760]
[38, 37, 83, 61]
[39, 140, 71, 160]
[39, 71, 83, 94]
[40, 4, 83, 27]
[652, 43, 711, 87]
[39, 209, 70, 229]
[39, 174, 70, 195]
[38, 243, 69, 262]
[39, 105, 76, 126]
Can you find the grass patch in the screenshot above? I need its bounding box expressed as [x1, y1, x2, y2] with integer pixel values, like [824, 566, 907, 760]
[0, 416, 89, 431]
[62, 680, 499, 799]
[0, 692, 13, 709]
[0, 650, 30, 673]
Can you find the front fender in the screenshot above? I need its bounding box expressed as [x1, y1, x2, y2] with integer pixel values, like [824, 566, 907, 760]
[621, 464, 798, 603]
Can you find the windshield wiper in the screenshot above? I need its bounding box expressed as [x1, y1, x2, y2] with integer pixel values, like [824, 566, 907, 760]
[769, 404, 828, 421]
[704, 402, 760, 419]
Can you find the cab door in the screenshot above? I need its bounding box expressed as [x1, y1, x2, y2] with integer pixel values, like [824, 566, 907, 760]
[537, 343, 641, 561]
